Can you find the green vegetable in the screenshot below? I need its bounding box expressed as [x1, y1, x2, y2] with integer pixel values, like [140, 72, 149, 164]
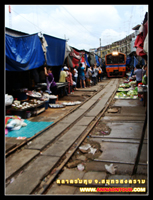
[116, 92, 127, 97]
[127, 90, 138, 97]
[129, 81, 136, 86]
[118, 88, 125, 91]
[119, 83, 130, 88]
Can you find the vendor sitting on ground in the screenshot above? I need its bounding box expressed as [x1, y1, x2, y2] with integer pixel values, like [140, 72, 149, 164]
[134, 64, 143, 86]
[44, 66, 58, 102]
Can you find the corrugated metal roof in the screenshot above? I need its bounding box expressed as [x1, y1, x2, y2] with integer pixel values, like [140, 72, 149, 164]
[132, 24, 141, 30]
[5, 27, 29, 37]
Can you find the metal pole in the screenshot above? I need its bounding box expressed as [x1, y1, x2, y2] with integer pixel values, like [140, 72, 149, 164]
[132, 111, 147, 175]
[126, 36, 127, 56]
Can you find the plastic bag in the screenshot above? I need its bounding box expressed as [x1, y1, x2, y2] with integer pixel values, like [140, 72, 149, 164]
[73, 81, 76, 86]
[77, 164, 84, 171]
[79, 144, 91, 151]
[105, 164, 117, 174]
[6, 119, 27, 131]
[5, 94, 13, 106]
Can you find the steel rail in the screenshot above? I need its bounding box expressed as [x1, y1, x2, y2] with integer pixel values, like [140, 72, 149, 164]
[35, 79, 119, 194]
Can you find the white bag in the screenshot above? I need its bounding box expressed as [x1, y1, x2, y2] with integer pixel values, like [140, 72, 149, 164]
[5, 94, 13, 106]
[6, 119, 27, 131]
[73, 81, 76, 86]
[105, 163, 117, 174]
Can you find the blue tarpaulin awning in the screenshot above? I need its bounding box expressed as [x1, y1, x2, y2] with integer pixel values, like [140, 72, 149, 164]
[43, 34, 66, 66]
[95, 55, 100, 66]
[5, 33, 45, 71]
[85, 54, 90, 67]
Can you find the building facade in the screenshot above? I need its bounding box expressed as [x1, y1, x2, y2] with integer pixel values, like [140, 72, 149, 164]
[98, 32, 135, 60]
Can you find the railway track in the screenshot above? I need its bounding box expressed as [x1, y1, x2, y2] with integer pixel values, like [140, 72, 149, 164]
[6, 78, 147, 195]
[5, 81, 106, 157]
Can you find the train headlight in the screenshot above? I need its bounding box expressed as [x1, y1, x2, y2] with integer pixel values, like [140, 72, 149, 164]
[112, 51, 119, 56]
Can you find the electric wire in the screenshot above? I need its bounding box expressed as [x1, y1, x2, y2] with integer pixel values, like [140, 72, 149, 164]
[37, 5, 94, 49]
[11, 7, 46, 33]
[37, 5, 77, 36]
[61, 5, 100, 39]
[10, 5, 93, 50]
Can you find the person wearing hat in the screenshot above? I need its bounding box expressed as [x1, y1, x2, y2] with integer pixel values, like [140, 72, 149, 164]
[59, 66, 68, 83]
[59, 65, 68, 96]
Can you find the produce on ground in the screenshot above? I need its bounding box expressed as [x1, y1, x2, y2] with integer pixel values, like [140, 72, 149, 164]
[119, 83, 130, 88]
[127, 90, 138, 97]
[128, 81, 136, 86]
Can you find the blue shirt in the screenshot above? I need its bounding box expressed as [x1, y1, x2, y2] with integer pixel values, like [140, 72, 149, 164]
[78, 66, 85, 76]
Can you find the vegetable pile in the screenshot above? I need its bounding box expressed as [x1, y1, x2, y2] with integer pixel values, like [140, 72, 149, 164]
[119, 83, 130, 88]
[127, 90, 138, 97]
[128, 81, 136, 86]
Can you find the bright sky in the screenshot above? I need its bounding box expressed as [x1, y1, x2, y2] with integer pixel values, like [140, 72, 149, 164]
[5, 4, 148, 51]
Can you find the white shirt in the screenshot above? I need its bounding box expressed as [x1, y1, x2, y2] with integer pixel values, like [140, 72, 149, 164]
[86, 68, 92, 78]
[74, 68, 78, 77]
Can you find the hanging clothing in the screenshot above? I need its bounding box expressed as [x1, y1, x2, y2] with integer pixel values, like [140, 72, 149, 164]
[95, 55, 100, 66]
[41, 35, 48, 52]
[64, 42, 71, 59]
[143, 21, 148, 41]
[85, 54, 90, 67]
[143, 34, 148, 54]
[133, 56, 138, 68]
[134, 33, 144, 49]
[134, 33, 146, 57]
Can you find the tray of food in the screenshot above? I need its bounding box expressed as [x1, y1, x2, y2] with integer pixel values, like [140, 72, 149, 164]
[62, 101, 82, 106]
[49, 104, 65, 108]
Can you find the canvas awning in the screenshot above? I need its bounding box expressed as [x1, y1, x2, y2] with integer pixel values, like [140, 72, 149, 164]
[5, 33, 45, 71]
[43, 34, 66, 66]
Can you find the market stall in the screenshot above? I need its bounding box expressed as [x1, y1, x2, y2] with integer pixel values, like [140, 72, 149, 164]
[114, 79, 138, 100]
[37, 82, 68, 98]
[5, 31, 69, 124]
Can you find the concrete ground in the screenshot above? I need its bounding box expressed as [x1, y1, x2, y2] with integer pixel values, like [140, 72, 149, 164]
[5, 79, 148, 195]
[46, 98, 148, 195]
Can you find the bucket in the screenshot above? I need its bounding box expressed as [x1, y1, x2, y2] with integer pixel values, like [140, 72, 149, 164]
[49, 95, 57, 104]
[45, 100, 49, 109]
[49, 99, 56, 104]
